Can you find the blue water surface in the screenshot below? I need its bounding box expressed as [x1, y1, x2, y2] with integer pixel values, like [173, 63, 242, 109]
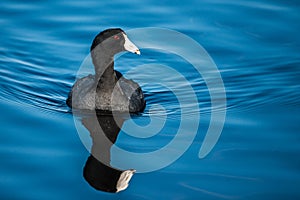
[0, 0, 300, 199]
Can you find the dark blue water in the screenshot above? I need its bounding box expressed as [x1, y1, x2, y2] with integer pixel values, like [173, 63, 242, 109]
[1, 0, 300, 199]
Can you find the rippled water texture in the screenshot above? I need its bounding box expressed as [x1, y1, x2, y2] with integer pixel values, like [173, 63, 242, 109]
[0, 0, 299, 199]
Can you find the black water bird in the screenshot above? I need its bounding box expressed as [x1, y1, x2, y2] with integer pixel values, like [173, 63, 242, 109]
[67, 28, 145, 113]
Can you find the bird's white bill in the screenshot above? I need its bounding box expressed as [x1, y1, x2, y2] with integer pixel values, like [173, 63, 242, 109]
[123, 34, 140, 55]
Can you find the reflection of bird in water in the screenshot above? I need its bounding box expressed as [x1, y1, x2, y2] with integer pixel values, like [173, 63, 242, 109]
[66, 28, 146, 113]
[81, 113, 135, 193]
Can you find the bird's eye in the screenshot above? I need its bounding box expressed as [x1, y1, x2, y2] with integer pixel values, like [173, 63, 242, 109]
[113, 35, 120, 40]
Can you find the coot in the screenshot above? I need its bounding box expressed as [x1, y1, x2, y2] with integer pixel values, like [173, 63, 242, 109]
[67, 28, 145, 113]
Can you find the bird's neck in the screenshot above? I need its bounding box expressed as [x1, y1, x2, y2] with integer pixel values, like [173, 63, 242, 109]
[92, 53, 117, 91]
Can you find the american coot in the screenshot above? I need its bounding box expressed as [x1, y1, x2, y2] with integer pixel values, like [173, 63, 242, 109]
[67, 28, 146, 113]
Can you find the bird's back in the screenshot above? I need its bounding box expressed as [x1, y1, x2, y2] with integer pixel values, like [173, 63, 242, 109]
[66, 72, 145, 113]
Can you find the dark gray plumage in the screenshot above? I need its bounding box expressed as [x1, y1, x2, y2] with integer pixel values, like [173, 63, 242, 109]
[66, 28, 145, 113]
